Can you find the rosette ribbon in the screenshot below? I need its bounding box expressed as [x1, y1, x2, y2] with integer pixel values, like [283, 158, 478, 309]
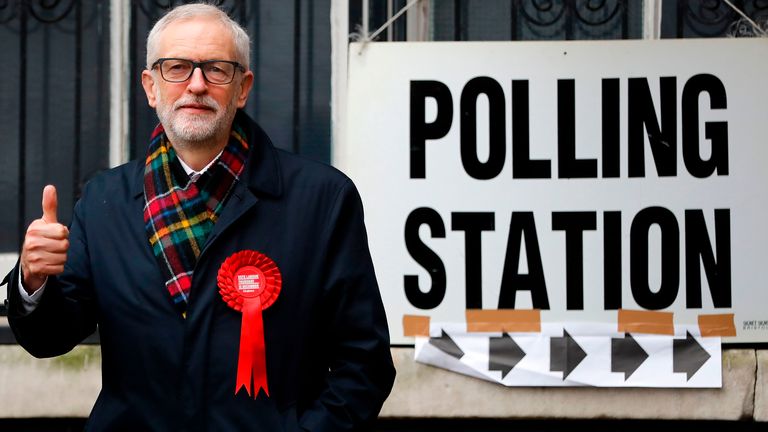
[217, 250, 282, 397]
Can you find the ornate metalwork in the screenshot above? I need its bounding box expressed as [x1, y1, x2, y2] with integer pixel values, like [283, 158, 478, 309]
[516, 0, 628, 40]
[0, 0, 18, 24]
[0, 0, 104, 35]
[519, 1, 567, 27]
[679, 0, 768, 37]
[2, 1, 102, 38]
[27, 0, 76, 23]
[0, 0, 76, 25]
[573, 0, 622, 26]
[728, 15, 768, 36]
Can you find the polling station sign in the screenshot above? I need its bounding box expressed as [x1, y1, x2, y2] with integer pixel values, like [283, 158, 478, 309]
[340, 39, 768, 345]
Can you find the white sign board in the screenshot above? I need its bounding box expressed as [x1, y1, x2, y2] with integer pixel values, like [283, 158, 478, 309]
[341, 39, 768, 344]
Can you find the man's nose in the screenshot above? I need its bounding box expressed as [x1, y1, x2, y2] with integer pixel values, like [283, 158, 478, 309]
[186, 67, 208, 93]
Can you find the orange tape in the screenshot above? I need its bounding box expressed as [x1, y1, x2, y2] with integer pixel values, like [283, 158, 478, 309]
[402, 315, 430, 337]
[618, 309, 674, 335]
[465, 309, 541, 333]
[698, 313, 736, 337]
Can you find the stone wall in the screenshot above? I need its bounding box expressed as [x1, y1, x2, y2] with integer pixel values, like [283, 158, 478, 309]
[0, 342, 765, 421]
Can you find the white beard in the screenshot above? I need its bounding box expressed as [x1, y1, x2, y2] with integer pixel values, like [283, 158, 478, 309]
[154, 88, 239, 147]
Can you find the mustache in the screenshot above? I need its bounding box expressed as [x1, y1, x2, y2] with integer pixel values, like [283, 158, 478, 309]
[173, 96, 219, 111]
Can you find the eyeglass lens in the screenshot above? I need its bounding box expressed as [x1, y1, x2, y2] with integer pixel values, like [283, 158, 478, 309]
[160, 59, 236, 84]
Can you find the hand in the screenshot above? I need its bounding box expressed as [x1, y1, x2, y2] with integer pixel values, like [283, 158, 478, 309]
[20, 185, 70, 294]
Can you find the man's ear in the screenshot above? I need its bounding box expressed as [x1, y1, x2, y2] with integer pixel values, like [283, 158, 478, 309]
[236, 70, 254, 109]
[141, 70, 158, 108]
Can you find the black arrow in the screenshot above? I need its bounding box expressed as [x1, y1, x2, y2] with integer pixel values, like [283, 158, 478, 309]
[429, 330, 464, 360]
[550, 330, 586, 379]
[489, 333, 526, 379]
[611, 333, 649, 380]
[673, 331, 711, 380]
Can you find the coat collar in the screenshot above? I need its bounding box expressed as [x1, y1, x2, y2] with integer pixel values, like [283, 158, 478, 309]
[131, 110, 284, 200]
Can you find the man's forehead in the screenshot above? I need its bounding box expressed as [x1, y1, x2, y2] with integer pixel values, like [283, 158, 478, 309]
[155, 17, 236, 58]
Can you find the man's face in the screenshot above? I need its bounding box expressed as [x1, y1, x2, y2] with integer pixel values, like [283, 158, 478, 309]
[141, 17, 253, 144]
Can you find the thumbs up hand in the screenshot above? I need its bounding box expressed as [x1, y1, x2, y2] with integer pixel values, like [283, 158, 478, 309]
[20, 185, 70, 293]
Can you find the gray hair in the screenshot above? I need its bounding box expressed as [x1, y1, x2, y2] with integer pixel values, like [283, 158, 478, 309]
[145, 3, 250, 69]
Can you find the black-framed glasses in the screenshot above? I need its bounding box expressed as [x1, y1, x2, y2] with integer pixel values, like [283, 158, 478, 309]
[151, 58, 246, 85]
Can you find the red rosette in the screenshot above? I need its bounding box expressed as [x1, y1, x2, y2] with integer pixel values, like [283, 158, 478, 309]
[217, 250, 282, 398]
[218, 250, 282, 310]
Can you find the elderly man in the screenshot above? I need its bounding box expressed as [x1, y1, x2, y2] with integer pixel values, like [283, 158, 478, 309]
[4, 3, 394, 431]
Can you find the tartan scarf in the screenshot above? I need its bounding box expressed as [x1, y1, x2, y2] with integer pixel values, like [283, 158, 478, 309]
[143, 121, 249, 315]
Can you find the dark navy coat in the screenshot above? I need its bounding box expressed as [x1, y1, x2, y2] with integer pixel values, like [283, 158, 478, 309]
[5, 111, 395, 431]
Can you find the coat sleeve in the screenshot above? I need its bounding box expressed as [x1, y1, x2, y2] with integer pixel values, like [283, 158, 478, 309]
[298, 179, 396, 432]
[6, 197, 98, 358]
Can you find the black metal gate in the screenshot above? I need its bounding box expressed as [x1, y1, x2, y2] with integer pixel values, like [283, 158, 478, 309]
[0, 0, 110, 252]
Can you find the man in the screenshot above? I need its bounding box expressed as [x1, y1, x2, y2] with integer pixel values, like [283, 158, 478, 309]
[3, 4, 395, 431]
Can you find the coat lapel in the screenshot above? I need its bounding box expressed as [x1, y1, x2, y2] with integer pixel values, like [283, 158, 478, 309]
[201, 110, 283, 254]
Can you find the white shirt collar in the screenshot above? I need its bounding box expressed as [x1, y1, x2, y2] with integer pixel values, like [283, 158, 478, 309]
[177, 150, 224, 177]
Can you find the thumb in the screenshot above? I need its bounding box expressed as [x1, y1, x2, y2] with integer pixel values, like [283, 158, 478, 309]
[42, 185, 58, 224]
